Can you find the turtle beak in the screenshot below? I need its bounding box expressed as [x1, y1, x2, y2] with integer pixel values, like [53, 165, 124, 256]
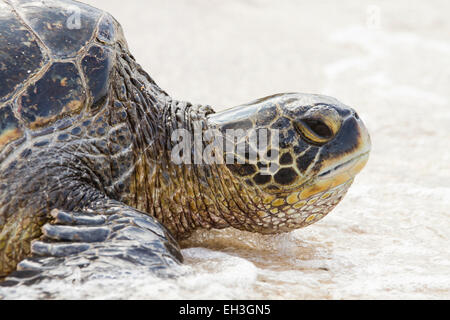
[298, 112, 371, 199]
[351, 112, 371, 175]
[317, 111, 371, 182]
[349, 110, 371, 167]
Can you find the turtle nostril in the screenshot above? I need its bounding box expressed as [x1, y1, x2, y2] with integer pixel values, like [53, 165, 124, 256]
[303, 119, 333, 139]
[350, 108, 360, 120]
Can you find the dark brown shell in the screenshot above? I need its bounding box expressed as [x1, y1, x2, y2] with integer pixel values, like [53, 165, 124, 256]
[0, 0, 126, 149]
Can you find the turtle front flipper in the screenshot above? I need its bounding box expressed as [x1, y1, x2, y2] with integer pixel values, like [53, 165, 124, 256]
[1, 204, 183, 286]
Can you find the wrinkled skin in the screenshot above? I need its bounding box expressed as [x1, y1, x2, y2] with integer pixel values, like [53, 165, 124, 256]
[0, 0, 370, 284]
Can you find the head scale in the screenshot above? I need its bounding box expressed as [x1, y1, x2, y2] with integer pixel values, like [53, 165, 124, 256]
[206, 93, 371, 233]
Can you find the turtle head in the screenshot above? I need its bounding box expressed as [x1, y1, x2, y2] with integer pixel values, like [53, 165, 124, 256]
[207, 93, 371, 233]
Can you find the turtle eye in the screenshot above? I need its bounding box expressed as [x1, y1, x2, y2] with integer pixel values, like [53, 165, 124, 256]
[304, 119, 332, 139]
[295, 118, 334, 146]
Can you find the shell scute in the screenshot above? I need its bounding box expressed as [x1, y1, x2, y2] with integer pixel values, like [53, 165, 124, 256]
[18, 62, 85, 129]
[0, 3, 46, 102]
[82, 45, 114, 112]
[97, 13, 116, 45]
[0, 0, 120, 143]
[12, 0, 102, 58]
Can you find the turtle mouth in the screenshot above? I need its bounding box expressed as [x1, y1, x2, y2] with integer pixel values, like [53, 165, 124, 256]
[262, 151, 370, 196]
[317, 151, 370, 179]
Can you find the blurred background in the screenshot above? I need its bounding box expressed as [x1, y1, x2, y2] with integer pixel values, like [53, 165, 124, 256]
[2, 0, 449, 299]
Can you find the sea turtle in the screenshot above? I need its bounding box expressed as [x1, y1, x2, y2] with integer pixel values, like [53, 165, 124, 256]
[0, 0, 371, 285]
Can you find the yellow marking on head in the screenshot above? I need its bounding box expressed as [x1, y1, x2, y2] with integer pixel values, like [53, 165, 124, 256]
[272, 198, 285, 207]
[321, 192, 332, 199]
[286, 192, 299, 205]
[293, 200, 306, 209]
[300, 172, 350, 199]
[306, 214, 316, 223]
[263, 195, 276, 204]
[349, 153, 369, 176]
[257, 211, 267, 217]
[270, 208, 279, 214]
[300, 183, 330, 200]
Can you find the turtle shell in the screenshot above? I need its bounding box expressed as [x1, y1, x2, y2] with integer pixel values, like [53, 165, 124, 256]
[0, 0, 127, 150]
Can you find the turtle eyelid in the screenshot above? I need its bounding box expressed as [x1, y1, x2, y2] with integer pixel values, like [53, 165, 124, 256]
[303, 119, 333, 139]
[294, 119, 334, 146]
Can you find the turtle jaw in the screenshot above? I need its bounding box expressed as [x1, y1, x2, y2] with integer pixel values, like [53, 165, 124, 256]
[210, 97, 371, 234]
[315, 114, 372, 184]
[296, 151, 370, 203]
[317, 151, 370, 181]
[253, 112, 372, 233]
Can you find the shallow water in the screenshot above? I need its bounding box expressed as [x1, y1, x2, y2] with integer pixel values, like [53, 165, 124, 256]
[1, 0, 449, 299]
